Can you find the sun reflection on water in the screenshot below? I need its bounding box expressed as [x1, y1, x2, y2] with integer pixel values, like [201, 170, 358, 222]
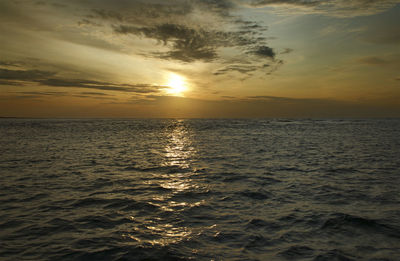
[163, 120, 195, 169]
[124, 120, 205, 247]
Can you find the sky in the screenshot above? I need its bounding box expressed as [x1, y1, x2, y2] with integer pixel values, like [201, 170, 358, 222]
[0, 0, 399, 118]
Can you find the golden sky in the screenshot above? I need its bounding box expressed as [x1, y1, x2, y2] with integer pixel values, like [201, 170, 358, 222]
[1, 0, 399, 117]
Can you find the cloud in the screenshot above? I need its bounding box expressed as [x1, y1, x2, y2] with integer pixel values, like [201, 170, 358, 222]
[0, 68, 165, 94]
[358, 57, 389, 65]
[114, 23, 218, 62]
[197, 0, 236, 13]
[91, 9, 124, 22]
[0, 79, 22, 86]
[83, 0, 235, 23]
[77, 19, 101, 27]
[112, 23, 268, 62]
[245, 95, 325, 102]
[0, 68, 55, 81]
[0, 61, 26, 68]
[79, 92, 113, 96]
[38, 78, 165, 93]
[113, 20, 282, 72]
[356, 54, 400, 66]
[214, 65, 259, 75]
[247, 0, 400, 17]
[4, 91, 118, 101]
[251, 46, 276, 59]
[281, 48, 293, 54]
[112, 21, 281, 72]
[250, 0, 319, 7]
[17, 91, 68, 96]
[84, 1, 194, 23]
[0, 0, 283, 79]
[75, 0, 280, 73]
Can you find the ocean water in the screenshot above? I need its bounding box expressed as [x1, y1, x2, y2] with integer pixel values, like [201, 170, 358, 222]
[0, 119, 399, 260]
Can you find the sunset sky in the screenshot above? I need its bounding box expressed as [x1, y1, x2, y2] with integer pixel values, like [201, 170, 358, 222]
[1, 0, 399, 118]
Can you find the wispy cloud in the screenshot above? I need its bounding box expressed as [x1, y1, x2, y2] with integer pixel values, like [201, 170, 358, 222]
[0, 0, 283, 77]
[3, 90, 118, 101]
[0, 68, 55, 81]
[0, 68, 166, 94]
[251, 46, 276, 58]
[113, 23, 218, 62]
[73, 0, 281, 74]
[246, 0, 400, 17]
[358, 57, 390, 65]
[214, 64, 259, 75]
[112, 22, 276, 63]
[38, 78, 165, 93]
[356, 54, 400, 66]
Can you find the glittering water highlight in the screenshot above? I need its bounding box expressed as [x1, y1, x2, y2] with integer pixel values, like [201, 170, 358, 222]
[0, 119, 399, 260]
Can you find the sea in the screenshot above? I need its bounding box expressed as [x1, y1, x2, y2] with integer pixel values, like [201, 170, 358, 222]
[0, 119, 399, 260]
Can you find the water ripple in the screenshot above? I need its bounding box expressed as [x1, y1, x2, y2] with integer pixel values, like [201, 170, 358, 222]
[0, 119, 399, 260]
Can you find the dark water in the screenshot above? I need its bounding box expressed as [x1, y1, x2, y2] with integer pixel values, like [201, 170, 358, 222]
[1, 119, 399, 260]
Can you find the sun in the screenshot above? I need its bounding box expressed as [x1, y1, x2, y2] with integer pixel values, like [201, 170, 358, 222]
[166, 73, 187, 96]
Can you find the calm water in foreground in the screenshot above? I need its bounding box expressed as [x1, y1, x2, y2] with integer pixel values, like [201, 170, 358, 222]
[0, 119, 399, 260]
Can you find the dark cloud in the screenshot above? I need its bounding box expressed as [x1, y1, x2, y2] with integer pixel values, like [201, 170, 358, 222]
[13, 91, 68, 97]
[250, 0, 319, 7]
[251, 46, 276, 59]
[91, 9, 124, 22]
[1, 0, 283, 78]
[76, 0, 280, 72]
[82, 1, 193, 25]
[71, 93, 117, 100]
[0, 68, 55, 86]
[196, 0, 236, 15]
[0, 94, 43, 100]
[0, 68, 165, 94]
[281, 48, 293, 54]
[214, 56, 283, 76]
[38, 78, 164, 93]
[6, 91, 117, 101]
[237, 21, 268, 31]
[77, 19, 101, 27]
[84, 0, 234, 22]
[153, 49, 217, 63]
[0, 61, 26, 68]
[32, 1, 67, 8]
[80, 92, 113, 96]
[113, 22, 278, 70]
[246, 95, 323, 102]
[0, 79, 21, 86]
[0, 68, 56, 81]
[114, 23, 218, 62]
[214, 65, 259, 75]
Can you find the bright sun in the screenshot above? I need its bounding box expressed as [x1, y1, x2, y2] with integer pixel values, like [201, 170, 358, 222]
[166, 73, 187, 96]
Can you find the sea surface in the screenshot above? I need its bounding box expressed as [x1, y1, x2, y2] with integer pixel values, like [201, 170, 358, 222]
[0, 119, 399, 260]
